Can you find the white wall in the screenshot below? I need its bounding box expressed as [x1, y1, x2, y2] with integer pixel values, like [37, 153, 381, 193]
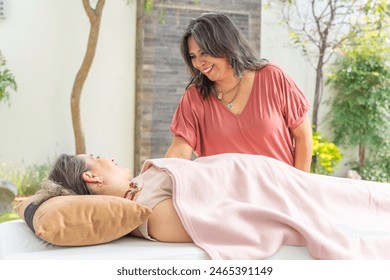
[0, 0, 136, 173]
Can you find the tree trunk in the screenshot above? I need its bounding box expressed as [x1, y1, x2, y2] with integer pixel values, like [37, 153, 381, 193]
[311, 46, 326, 168]
[71, 0, 105, 154]
[359, 144, 366, 168]
[311, 0, 335, 131]
[311, 41, 327, 131]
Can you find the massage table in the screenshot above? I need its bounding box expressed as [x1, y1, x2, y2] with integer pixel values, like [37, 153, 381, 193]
[0, 220, 314, 260]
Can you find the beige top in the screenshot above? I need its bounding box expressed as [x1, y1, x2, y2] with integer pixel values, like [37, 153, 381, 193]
[132, 166, 173, 240]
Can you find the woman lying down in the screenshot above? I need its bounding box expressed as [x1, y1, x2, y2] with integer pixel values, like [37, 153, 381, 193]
[41, 153, 390, 259]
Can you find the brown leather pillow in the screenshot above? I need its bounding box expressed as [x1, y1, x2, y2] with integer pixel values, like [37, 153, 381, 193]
[15, 195, 152, 246]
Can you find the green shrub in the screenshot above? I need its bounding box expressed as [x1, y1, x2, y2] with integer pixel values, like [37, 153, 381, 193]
[0, 161, 51, 196]
[311, 130, 343, 175]
[351, 142, 390, 183]
[358, 160, 390, 183]
[327, 50, 390, 170]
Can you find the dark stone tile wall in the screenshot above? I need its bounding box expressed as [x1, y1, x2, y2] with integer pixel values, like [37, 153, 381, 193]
[135, 0, 262, 174]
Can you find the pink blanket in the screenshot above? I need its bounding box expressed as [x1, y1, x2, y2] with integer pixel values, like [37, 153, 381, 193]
[142, 153, 390, 259]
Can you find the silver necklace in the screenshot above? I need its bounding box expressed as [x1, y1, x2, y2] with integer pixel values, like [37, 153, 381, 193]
[218, 78, 242, 110]
[213, 78, 241, 101]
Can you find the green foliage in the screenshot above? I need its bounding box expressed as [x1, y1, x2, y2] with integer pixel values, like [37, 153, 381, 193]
[345, 0, 390, 57]
[143, 0, 154, 13]
[325, 1, 390, 181]
[357, 159, 390, 183]
[311, 130, 343, 175]
[0, 50, 17, 106]
[327, 50, 390, 165]
[0, 161, 51, 196]
[0, 211, 20, 224]
[352, 142, 390, 182]
[141, 0, 166, 23]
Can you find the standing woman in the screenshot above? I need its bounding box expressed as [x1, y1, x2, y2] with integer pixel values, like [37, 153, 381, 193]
[165, 12, 312, 172]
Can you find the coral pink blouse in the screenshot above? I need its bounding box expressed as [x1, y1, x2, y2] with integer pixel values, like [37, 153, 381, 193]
[170, 64, 310, 166]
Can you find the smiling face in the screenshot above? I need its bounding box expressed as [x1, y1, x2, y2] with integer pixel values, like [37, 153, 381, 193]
[77, 154, 132, 197]
[187, 35, 233, 84]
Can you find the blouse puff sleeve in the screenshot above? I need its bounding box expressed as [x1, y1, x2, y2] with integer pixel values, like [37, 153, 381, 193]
[271, 65, 310, 130]
[170, 85, 203, 156]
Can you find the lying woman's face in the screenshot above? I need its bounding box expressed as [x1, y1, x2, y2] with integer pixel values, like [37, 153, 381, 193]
[76, 154, 132, 196]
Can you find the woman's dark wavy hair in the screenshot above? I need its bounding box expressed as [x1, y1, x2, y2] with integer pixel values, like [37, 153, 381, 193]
[180, 12, 269, 98]
[47, 154, 91, 195]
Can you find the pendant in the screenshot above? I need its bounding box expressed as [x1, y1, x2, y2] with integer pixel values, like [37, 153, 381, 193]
[227, 103, 234, 110]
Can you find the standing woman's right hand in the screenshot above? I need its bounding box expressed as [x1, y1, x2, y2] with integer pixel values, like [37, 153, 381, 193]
[165, 136, 194, 159]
